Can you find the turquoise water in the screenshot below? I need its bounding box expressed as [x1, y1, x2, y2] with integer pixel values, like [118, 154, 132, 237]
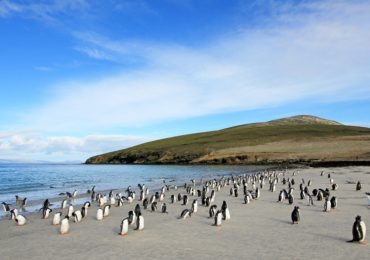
[0, 163, 268, 216]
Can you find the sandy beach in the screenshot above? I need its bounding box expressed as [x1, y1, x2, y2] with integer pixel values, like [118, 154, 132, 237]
[0, 166, 369, 259]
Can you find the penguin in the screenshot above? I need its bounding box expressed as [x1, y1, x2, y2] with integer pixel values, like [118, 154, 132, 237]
[60, 199, 68, 209]
[128, 210, 136, 225]
[183, 195, 188, 206]
[15, 214, 27, 226]
[60, 216, 70, 235]
[330, 196, 337, 209]
[1, 202, 11, 213]
[348, 215, 366, 244]
[135, 204, 141, 216]
[214, 210, 223, 227]
[20, 197, 27, 208]
[42, 208, 53, 219]
[324, 197, 331, 212]
[135, 213, 144, 231]
[143, 198, 149, 209]
[356, 181, 362, 191]
[15, 195, 23, 206]
[72, 210, 82, 223]
[103, 205, 111, 217]
[83, 201, 91, 209]
[234, 188, 238, 198]
[81, 206, 87, 218]
[191, 200, 198, 213]
[291, 206, 300, 224]
[178, 193, 182, 202]
[205, 197, 211, 207]
[317, 191, 323, 201]
[332, 183, 338, 191]
[209, 205, 217, 218]
[170, 194, 176, 203]
[119, 218, 129, 236]
[221, 201, 230, 221]
[42, 199, 52, 209]
[288, 194, 294, 205]
[10, 209, 18, 220]
[151, 202, 158, 212]
[244, 194, 251, 204]
[53, 212, 62, 225]
[179, 209, 192, 219]
[300, 190, 306, 200]
[67, 205, 74, 217]
[161, 203, 168, 213]
[96, 208, 104, 220]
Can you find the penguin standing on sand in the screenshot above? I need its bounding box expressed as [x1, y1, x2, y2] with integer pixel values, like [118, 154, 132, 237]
[42, 207, 53, 219]
[324, 197, 331, 212]
[67, 205, 74, 217]
[72, 210, 82, 223]
[103, 205, 111, 217]
[135, 204, 141, 216]
[161, 203, 168, 214]
[183, 195, 188, 206]
[128, 210, 136, 225]
[179, 209, 192, 219]
[171, 194, 176, 203]
[291, 206, 300, 224]
[221, 201, 230, 221]
[214, 210, 223, 227]
[151, 202, 158, 212]
[330, 196, 337, 209]
[119, 218, 129, 236]
[191, 200, 198, 213]
[60, 216, 70, 235]
[356, 181, 362, 191]
[96, 208, 104, 220]
[61, 199, 68, 209]
[209, 205, 217, 218]
[10, 209, 18, 220]
[135, 213, 144, 231]
[143, 198, 149, 209]
[53, 212, 62, 225]
[348, 215, 366, 244]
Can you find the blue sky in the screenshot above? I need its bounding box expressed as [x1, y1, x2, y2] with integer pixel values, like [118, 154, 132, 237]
[0, 0, 370, 162]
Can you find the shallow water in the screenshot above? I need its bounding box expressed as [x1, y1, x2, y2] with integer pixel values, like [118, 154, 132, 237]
[0, 163, 268, 217]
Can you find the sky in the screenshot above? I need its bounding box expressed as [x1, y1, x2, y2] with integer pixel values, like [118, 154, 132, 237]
[0, 0, 370, 162]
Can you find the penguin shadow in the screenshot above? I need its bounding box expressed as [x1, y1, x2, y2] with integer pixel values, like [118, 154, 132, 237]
[305, 231, 347, 242]
[270, 218, 293, 225]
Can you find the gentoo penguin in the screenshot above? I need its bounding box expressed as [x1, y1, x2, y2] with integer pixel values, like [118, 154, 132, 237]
[348, 215, 366, 244]
[143, 198, 149, 209]
[178, 193, 182, 202]
[61, 199, 68, 209]
[103, 205, 111, 217]
[183, 195, 188, 206]
[366, 192, 370, 207]
[291, 206, 300, 224]
[52, 212, 62, 225]
[119, 218, 129, 236]
[72, 210, 82, 223]
[209, 205, 217, 218]
[20, 197, 27, 208]
[60, 216, 70, 235]
[332, 183, 338, 191]
[205, 197, 211, 207]
[1, 202, 11, 213]
[83, 201, 91, 209]
[244, 194, 251, 204]
[300, 190, 306, 200]
[221, 201, 231, 221]
[171, 194, 176, 203]
[96, 208, 104, 220]
[15, 214, 27, 226]
[10, 209, 18, 220]
[128, 210, 136, 225]
[135, 204, 141, 216]
[288, 194, 294, 205]
[67, 205, 74, 217]
[81, 206, 87, 218]
[151, 202, 158, 212]
[179, 209, 192, 219]
[42, 199, 52, 209]
[42, 208, 53, 219]
[356, 181, 362, 191]
[135, 213, 144, 231]
[330, 196, 337, 209]
[191, 200, 198, 213]
[214, 210, 223, 227]
[324, 197, 331, 212]
[161, 203, 168, 213]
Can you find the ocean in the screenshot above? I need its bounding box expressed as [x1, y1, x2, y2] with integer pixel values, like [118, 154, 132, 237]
[0, 163, 269, 217]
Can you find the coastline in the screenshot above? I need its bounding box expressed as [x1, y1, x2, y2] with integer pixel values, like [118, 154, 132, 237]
[0, 166, 369, 259]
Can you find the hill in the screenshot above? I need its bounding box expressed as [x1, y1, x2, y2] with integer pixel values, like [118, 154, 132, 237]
[85, 115, 370, 166]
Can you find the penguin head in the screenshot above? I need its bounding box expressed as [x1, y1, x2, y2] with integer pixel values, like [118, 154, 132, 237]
[356, 215, 362, 221]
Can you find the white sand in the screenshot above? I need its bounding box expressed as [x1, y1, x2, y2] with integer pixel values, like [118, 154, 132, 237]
[0, 166, 369, 259]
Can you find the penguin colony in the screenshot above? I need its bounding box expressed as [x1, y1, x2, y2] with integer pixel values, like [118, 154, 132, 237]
[0, 170, 367, 244]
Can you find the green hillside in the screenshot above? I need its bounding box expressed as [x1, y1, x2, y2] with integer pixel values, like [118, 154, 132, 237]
[85, 115, 370, 165]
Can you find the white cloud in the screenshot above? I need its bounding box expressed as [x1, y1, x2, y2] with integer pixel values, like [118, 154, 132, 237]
[23, 0, 370, 132]
[0, 131, 151, 161]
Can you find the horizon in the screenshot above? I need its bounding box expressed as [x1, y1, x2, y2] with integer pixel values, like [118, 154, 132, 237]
[1, 0, 370, 162]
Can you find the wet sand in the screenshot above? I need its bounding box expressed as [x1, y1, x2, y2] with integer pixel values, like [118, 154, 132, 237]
[0, 166, 369, 259]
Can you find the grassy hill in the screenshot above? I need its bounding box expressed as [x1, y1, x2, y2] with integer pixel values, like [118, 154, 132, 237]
[85, 115, 370, 166]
